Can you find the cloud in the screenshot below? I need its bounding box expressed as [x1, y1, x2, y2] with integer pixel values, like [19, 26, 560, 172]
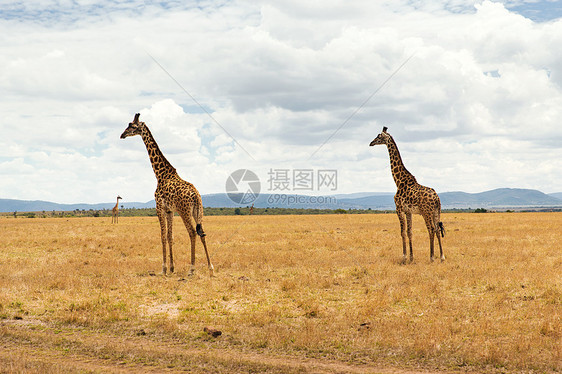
[0, 0, 561, 205]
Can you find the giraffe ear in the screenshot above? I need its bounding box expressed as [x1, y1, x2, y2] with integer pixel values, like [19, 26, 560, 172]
[134, 113, 140, 123]
[382, 126, 388, 133]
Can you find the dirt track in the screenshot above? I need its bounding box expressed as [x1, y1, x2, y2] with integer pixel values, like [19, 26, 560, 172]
[1, 320, 456, 374]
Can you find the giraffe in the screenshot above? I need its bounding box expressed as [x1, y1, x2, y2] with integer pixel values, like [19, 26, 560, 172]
[120, 113, 214, 276]
[370, 127, 445, 263]
[112, 195, 122, 224]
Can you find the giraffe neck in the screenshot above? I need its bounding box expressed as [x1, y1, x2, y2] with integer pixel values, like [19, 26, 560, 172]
[386, 135, 416, 188]
[140, 125, 177, 181]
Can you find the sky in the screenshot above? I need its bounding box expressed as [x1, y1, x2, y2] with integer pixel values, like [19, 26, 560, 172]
[0, 0, 561, 204]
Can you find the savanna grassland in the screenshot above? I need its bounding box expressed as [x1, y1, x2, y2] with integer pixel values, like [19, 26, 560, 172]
[0, 213, 560, 373]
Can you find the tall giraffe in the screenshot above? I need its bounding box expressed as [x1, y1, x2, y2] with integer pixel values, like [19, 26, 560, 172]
[112, 195, 122, 224]
[370, 127, 445, 263]
[120, 113, 214, 276]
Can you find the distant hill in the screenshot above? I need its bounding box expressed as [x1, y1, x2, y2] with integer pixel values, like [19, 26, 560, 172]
[439, 188, 562, 208]
[0, 199, 155, 213]
[200, 188, 561, 210]
[1, 188, 560, 213]
[332, 192, 394, 199]
[331, 194, 395, 210]
[199, 193, 395, 210]
[549, 192, 562, 200]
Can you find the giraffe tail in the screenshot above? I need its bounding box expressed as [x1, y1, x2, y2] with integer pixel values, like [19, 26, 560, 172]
[196, 223, 206, 237]
[438, 222, 445, 238]
[193, 203, 206, 237]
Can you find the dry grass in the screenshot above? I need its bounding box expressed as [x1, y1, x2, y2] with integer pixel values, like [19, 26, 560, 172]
[0, 213, 560, 373]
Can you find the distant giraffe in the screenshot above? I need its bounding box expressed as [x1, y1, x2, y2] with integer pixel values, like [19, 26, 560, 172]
[112, 196, 122, 224]
[120, 113, 214, 276]
[370, 127, 445, 263]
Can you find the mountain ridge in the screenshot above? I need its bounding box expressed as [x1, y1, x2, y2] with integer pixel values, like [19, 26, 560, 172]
[1, 188, 560, 212]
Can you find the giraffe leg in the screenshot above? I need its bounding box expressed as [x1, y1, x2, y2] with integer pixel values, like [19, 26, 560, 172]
[156, 207, 168, 275]
[429, 230, 435, 262]
[423, 215, 435, 262]
[188, 228, 197, 276]
[179, 213, 197, 276]
[406, 212, 414, 263]
[435, 212, 445, 262]
[166, 211, 174, 273]
[199, 235, 214, 277]
[182, 212, 214, 277]
[396, 210, 408, 264]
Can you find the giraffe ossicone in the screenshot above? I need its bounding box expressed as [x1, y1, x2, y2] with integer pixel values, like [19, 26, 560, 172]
[370, 126, 445, 263]
[120, 113, 214, 276]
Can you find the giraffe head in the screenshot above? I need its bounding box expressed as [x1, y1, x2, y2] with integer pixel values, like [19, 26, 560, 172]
[369, 126, 391, 146]
[117, 196, 122, 200]
[120, 113, 145, 139]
